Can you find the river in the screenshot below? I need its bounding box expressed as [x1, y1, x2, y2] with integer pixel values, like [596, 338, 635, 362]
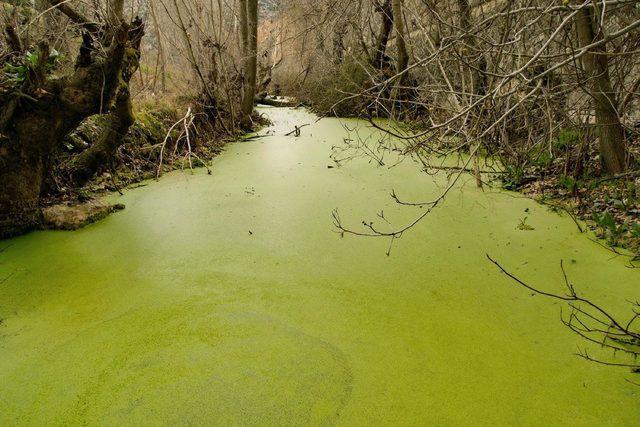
[0, 106, 638, 424]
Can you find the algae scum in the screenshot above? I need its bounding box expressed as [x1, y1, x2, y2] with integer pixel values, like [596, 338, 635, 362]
[0, 107, 638, 425]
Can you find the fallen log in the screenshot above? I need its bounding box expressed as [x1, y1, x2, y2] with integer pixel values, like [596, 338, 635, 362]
[255, 95, 300, 108]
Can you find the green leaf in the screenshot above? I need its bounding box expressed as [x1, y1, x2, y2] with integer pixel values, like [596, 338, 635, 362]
[25, 51, 38, 67]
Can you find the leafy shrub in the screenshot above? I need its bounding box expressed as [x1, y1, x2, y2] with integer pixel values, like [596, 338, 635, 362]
[593, 210, 628, 246]
[559, 174, 583, 193]
[531, 150, 553, 169]
[3, 49, 61, 83]
[553, 128, 581, 150]
[502, 164, 525, 190]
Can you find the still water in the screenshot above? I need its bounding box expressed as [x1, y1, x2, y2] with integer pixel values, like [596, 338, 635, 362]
[0, 107, 638, 425]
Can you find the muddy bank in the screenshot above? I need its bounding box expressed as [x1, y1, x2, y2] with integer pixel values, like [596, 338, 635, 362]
[41, 200, 125, 231]
[515, 170, 640, 259]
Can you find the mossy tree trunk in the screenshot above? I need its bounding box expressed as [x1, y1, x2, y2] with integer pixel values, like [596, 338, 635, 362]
[65, 20, 145, 186]
[0, 3, 142, 238]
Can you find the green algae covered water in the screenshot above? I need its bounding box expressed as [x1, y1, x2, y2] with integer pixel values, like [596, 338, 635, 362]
[0, 107, 638, 425]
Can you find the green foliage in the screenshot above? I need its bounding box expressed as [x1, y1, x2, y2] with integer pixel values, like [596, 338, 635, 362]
[3, 49, 61, 84]
[600, 190, 627, 210]
[4, 0, 35, 6]
[593, 210, 628, 246]
[626, 181, 637, 200]
[594, 210, 617, 234]
[3, 62, 28, 83]
[558, 174, 582, 193]
[501, 164, 525, 190]
[553, 128, 581, 150]
[531, 150, 553, 169]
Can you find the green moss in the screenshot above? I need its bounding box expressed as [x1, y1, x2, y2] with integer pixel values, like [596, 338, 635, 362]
[553, 128, 582, 150]
[134, 109, 169, 143]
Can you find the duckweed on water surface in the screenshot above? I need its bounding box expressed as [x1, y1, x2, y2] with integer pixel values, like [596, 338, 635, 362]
[0, 107, 638, 425]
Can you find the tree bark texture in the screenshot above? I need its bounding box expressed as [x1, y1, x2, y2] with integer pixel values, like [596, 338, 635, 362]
[575, 7, 627, 174]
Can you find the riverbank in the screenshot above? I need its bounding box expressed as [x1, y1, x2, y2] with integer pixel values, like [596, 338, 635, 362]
[16, 102, 270, 235]
[518, 173, 640, 260]
[283, 68, 640, 258]
[35, 99, 640, 261]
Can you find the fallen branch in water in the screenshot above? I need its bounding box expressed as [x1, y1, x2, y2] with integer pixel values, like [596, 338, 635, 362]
[155, 107, 212, 177]
[243, 134, 272, 141]
[157, 107, 192, 179]
[425, 165, 507, 174]
[255, 95, 299, 108]
[285, 124, 310, 137]
[487, 254, 640, 376]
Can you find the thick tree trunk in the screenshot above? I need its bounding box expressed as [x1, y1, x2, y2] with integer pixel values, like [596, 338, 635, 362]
[240, 0, 258, 128]
[0, 134, 46, 237]
[575, 8, 627, 174]
[65, 21, 145, 186]
[65, 86, 135, 186]
[0, 22, 131, 237]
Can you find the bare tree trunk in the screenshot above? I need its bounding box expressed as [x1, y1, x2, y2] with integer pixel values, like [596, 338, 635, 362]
[457, 0, 480, 97]
[173, 0, 204, 89]
[392, 0, 408, 77]
[149, 1, 167, 92]
[239, 0, 248, 53]
[104, 0, 125, 40]
[372, 0, 393, 70]
[108, 0, 124, 24]
[458, 0, 484, 188]
[240, 0, 258, 128]
[4, 24, 22, 53]
[575, 8, 627, 174]
[333, 27, 346, 65]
